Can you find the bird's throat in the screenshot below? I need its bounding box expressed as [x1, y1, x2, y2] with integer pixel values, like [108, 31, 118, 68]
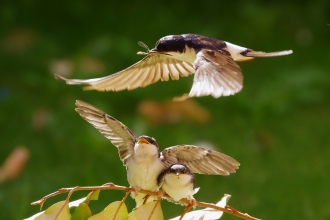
[133, 144, 159, 165]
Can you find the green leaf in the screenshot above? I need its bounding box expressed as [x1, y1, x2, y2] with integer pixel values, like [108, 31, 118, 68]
[127, 201, 163, 220]
[71, 203, 92, 220]
[27, 201, 71, 220]
[69, 190, 100, 208]
[87, 190, 101, 201]
[170, 194, 231, 220]
[26, 191, 99, 220]
[89, 201, 128, 220]
[69, 192, 96, 220]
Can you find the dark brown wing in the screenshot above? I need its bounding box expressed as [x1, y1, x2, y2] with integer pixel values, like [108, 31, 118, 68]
[55, 52, 195, 91]
[187, 49, 243, 98]
[75, 100, 135, 165]
[161, 145, 240, 175]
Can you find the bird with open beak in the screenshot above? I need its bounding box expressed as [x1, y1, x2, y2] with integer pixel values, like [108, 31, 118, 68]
[75, 100, 240, 207]
[56, 34, 292, 100]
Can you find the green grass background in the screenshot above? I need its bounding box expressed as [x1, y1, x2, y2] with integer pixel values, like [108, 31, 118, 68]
[1, 0, 330, 219]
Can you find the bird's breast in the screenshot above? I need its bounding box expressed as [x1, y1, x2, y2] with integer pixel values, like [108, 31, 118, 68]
[166, 45, 196, 63]
[164, 173, 192, 187]
[162, 174, 194, 201]
[126, 157, 165, 191]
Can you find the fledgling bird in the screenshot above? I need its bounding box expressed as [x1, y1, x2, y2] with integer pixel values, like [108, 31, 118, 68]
[75, 100, 240, 207]
[56, 34, 292, 99]
[158, 164, 199, 204]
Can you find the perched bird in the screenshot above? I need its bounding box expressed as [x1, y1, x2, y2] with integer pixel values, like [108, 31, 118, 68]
[158, 164, 199, 204]
[75, 100, 239, 207]
[56, 34, 292, 99]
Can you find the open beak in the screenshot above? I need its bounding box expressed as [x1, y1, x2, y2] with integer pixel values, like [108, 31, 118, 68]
[137, 137, 150, 145]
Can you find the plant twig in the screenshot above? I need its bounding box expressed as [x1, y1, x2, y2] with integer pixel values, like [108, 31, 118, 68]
[191, 200, 260, 220]
[148, 198, 161, 220]
[114, 189, 131, 219]
[31, 182, 260, 220]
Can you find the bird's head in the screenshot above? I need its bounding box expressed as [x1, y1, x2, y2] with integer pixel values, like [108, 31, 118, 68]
[169, 164, 191, 177]
[154, 35, 186, 53]
[135, 135, 160, 156]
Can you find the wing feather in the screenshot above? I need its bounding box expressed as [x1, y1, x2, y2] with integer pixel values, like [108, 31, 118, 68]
[161, 145, 239, 175]
[161, 60, 170, 81]
[142, 65, 156, 87]
[182, 62, 195, 73]
[167, 63, 176, 80]
[75, 100, 136, 165]
[55, 52, 194, 91]
[187, 49, 243, 98]
[128, 67, 150, 89]
[153, 62, 161, 83]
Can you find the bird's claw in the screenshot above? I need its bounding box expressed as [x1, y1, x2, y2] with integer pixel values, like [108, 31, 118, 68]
[134, 187, 141, 194]
[190, 198, 197, 209]
[156, 190, 165, 200]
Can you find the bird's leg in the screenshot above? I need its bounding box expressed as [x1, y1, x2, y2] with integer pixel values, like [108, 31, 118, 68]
[132, 186, 150, 206]
[143, 189, 163, 205]
[134, 186, 141, 195]
[156, 190, 165, 200]
[143, 188, 165, 205]
[179, 198, 196, 220]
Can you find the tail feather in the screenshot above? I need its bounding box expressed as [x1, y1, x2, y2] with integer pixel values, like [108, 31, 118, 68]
[243, 50, 293, 58]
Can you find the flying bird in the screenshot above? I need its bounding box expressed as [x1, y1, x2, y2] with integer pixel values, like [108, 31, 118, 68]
[56, 34, 292, 99]
[75, 100, 239, 207]
[158, 164, 199, 203]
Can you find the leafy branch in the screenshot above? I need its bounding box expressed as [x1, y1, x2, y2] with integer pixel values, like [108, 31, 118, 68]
[29, 182, 260, 220]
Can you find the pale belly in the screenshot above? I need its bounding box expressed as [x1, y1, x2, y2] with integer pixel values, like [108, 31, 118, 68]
[126, 157, 165, 191]
[162, 174, 195, 201]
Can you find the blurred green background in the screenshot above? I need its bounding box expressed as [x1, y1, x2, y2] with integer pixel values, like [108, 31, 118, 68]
[1, 0, 330, 219]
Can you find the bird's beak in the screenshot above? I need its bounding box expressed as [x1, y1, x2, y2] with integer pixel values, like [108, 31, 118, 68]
[137, 137, 150, 145]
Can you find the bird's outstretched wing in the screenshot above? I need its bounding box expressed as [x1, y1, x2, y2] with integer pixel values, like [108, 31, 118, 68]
[75, 100, 135, 165]
[55, 52, 195, 91]
[161, 145, 240, 175]
[187, 49, 243, 98]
